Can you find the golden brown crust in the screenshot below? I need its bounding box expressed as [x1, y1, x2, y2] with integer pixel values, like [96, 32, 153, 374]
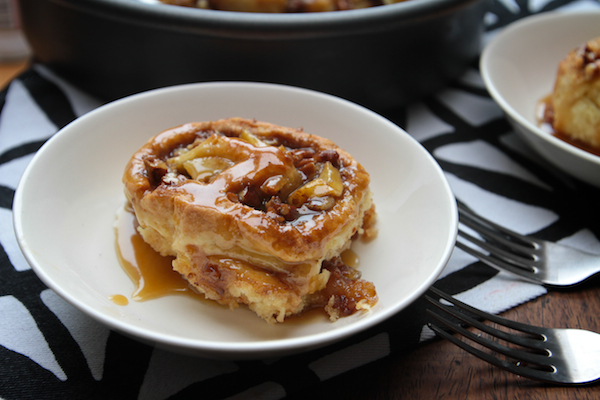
[123, 118, 376, 323]
[551, 37, 600, 148]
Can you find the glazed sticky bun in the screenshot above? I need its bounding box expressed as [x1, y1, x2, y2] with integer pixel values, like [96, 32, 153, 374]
[122, 118, 377, 323]
[539, 36, 600, 152]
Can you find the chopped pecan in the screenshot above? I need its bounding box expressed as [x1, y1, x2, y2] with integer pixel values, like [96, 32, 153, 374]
[290, 148, 316, 166]
[265, 196, 300, 221]
[142, 155, 169, 186]
[317, 149, 340, 168]
[238, 186, 264, 209]
[298, 161, 317, 180]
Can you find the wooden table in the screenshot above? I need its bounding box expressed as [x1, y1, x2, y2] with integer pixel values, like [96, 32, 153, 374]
[3, 60, 599, 399]
[0, 59, 28, 90]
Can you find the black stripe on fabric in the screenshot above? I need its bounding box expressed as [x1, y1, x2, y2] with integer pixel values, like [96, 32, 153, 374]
[0, 246, 96, 399]
[169, 343, 344, 399]
[0, 138, 47, 166]
[17, 68, 78, 130]
[434, 262, 499, 295]
[168, 362, 281, 400]
[96, 332, 154, 399]
[486, 0, 578, 31]
[0, 185, 14, 210]
[0, 345, 66, 400]
[0, 85, 7, 116]
[170, 311, 397, 399]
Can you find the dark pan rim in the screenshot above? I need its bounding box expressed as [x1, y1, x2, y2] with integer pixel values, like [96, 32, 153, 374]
[47, 0, 484, 37]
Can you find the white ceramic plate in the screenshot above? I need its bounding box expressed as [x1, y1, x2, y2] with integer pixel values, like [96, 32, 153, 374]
[480, 10, 600, 187]
[13, 82, 456, 359]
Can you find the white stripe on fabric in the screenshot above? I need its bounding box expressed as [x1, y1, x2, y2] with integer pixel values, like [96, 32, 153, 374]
[434, 140, 552, 190]
[435, 88, 504, 127]
[0, 295, 67, 381]
[0, 207, 30, 271]
[445, 172, 559, 234]
[406, 101, 455, 142]
[0, 79, 56, 154]
[454, 272, 547, 316]
[41, 289, 110, 381]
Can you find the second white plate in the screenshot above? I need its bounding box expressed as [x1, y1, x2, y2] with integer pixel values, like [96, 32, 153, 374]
[481, 10, 600, 187]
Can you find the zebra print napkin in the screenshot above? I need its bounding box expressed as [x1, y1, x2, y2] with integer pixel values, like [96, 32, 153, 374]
[2, 0, 600, 398]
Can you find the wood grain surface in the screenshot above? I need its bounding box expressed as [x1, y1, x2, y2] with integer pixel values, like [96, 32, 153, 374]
[0, 59, 28, 89]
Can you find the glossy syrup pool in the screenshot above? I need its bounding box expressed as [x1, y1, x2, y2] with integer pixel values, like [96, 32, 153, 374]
[112, 203, 205, 304]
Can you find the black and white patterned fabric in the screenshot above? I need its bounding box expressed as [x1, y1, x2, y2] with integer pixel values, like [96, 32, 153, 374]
[2, 0, 600, 398]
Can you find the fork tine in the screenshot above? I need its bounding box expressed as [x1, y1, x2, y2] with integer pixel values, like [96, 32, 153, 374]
[456, 200, 538, 250]
[456, 233, 542, 283]
[426, 321, 533, 374]
[428, 286, 545, 336]
[458, 215, 536, 258]
[425, 297, 550, 366]
[425, 287, 561, 383]
[425, 308, 549, 367]
[457, 228, 536, 272]
[426, 322, 558, 383]
[459, 212, 537, 259]
[456, 201, 543, 282]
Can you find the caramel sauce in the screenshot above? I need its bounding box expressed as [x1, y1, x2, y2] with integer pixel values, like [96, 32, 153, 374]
[537, 95, 600, 157]
[172, 137, 342, 228]
[108, 294, 129, 306]
[172, 135, 298, 211]
[341, 249, 359, 268]
[284, 306, 330, 324]
[114, 204, 205, 302]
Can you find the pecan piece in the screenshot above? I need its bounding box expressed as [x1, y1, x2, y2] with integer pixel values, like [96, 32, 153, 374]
[142, 155, 169, 186]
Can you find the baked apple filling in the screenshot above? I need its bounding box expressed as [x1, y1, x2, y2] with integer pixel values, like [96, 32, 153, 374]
[122, 117, 377, 323]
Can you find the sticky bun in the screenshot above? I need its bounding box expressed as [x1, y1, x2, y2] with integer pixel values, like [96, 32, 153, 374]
[122, 118, 377, 323]
[541, 37, 600, 150]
